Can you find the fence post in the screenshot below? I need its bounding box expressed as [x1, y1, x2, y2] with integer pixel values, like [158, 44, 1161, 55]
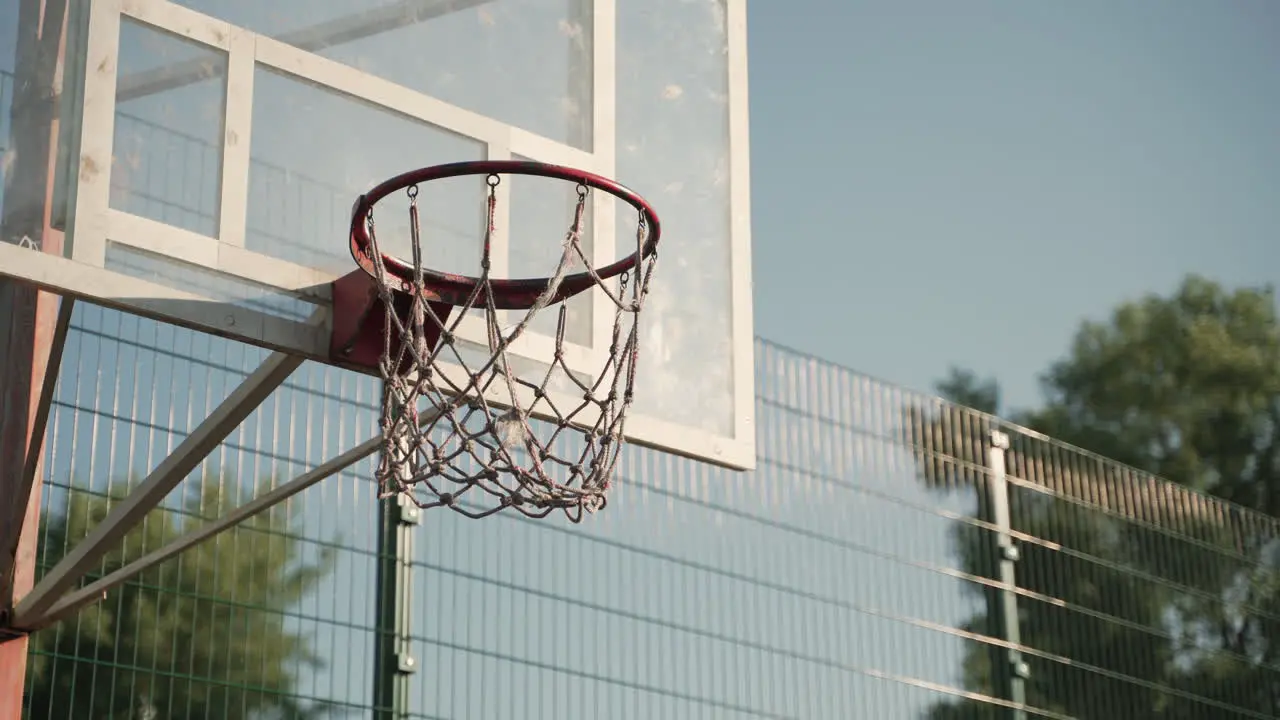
[986, 430, 1029, 718]
[373, 487, 421, 718]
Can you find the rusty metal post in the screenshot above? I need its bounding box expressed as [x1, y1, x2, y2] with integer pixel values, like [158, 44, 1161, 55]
[0, 0, 70, 712]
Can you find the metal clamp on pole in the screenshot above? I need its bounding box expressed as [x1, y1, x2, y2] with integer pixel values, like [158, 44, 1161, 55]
[374, 398, 420, 720]
[987, 429, 1028, 719]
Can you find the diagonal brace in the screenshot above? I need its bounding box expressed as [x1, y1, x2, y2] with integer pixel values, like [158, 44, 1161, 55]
[21, 432, 374, 629]
[15, 404, 444, 631]
[19, 299, 74, 499]
[13, 299, 74, 528]
[10, 349, 303, 625]
[0, 299, 72, 606]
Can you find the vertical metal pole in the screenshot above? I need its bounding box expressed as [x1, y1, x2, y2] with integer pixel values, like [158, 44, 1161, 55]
[985, 430, 1028, 718]
[373, 402, 421, 719]
[0, 0, 69, 713]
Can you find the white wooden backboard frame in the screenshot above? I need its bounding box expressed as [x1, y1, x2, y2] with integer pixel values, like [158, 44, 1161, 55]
[0, 0, 756, 469]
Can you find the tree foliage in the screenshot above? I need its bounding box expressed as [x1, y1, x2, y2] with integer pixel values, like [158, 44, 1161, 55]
[911, 276, 1280, 718]
[25, 479, 337, 720]
[1033, 276, 1280, 512]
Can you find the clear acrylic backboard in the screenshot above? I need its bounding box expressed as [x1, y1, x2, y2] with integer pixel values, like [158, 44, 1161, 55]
[0, 0, 755, 468]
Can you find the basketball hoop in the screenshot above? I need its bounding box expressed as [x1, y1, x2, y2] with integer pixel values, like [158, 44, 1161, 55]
[340, 160, 660, 521]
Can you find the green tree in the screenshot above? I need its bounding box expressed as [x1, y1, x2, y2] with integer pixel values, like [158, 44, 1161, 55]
[25, 479, 338, 720]
[911, 275, 1280, 718]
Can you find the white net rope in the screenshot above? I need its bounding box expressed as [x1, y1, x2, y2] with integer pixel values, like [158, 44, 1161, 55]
[362, 175, 656, 521]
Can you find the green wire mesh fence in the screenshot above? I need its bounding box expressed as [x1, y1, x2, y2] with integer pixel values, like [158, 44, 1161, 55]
[18, 307, 1279, 719]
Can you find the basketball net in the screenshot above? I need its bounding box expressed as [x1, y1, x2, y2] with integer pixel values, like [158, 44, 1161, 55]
[362, 175, 656, 521]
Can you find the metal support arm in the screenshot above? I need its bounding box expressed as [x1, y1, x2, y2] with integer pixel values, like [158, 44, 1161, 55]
[10, 349, 303, 625]
[0, 299, 71, 605]
[24, 429, 379, 629]
[13, 405, 443, 631]
[15, 300, 73, 522]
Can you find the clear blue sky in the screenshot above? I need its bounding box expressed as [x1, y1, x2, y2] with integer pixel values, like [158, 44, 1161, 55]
[748, 0, 1280, 411]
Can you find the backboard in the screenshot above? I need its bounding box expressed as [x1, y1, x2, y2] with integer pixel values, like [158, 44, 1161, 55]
[0, 0, 754, 469]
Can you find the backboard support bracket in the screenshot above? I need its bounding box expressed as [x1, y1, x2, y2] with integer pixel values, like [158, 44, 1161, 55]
[330, 269, 453, 372]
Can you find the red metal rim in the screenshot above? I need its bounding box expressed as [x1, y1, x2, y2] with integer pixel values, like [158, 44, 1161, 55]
[349, 160, 661, 310]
